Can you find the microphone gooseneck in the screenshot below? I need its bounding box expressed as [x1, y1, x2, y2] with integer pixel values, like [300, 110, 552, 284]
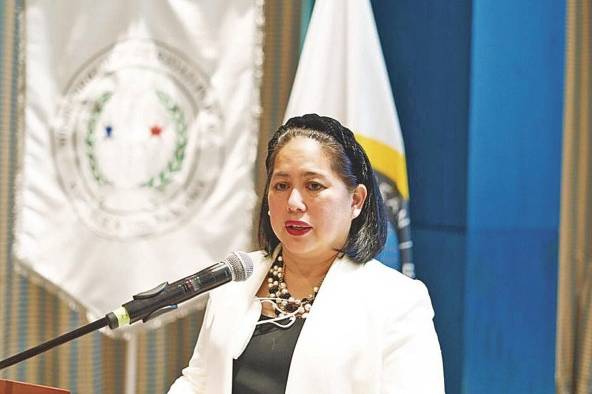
[106, 251, 253, 329]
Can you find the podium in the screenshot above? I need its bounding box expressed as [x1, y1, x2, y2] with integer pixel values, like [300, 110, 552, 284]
[0, 379, 69, 394]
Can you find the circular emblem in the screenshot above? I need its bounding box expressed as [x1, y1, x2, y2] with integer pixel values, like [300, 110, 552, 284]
[53, 39, 224, 239]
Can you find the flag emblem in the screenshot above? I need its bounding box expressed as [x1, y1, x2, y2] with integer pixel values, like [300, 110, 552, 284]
[52, 39, 224, 239]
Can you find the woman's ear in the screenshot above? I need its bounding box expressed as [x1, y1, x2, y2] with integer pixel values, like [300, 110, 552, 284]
[351, 184, 368, 219]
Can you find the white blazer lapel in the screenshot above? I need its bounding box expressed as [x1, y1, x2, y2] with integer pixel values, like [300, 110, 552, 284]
[229, 250, 274, 359]
[285, 255, 361, 394]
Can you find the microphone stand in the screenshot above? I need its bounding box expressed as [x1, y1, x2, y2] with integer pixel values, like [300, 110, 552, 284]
[0, 266, 225, 371]
[0, 253, 250, 371]
[0, 277, 190, 371]
[0, 278, 178, 371]
[0, 317, 109, 370]
[0, 278, 174, 371]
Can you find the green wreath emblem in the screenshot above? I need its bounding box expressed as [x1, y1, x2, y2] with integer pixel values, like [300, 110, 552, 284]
[85, 92, 112, 185]
[143, 91, 188, 190]
[85, 90, 188, 190]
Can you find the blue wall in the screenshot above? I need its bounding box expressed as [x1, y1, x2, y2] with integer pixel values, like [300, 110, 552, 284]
[372, 1, 564, 392]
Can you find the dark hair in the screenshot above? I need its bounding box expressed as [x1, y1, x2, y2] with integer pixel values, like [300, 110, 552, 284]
[258, 113, 387, 263]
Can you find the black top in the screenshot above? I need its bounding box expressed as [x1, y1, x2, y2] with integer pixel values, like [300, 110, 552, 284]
[232, 315, 306, 394]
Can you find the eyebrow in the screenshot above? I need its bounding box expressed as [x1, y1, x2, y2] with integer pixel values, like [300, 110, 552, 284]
[271, 170, 327, 179]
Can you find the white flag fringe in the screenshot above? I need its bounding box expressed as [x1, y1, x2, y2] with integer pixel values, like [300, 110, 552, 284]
[284, 0, 414, 276]
[16, 0, 263, 330]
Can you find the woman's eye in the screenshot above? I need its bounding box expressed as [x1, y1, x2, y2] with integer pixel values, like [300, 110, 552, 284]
[307, 182, 325, 191]
[272, 182, 289, 191]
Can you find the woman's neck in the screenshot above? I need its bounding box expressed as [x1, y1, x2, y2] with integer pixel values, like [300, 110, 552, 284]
[280, 250, 337, 298]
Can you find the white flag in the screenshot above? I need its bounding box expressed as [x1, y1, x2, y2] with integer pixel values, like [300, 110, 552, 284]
[285, 0, 413, 275]
[16, 0, 262, 325]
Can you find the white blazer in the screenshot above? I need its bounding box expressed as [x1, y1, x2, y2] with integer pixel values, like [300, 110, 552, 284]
[168, 250, 444, 394]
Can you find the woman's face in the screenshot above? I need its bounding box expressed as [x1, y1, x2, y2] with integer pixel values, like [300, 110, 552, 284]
[267, 136, 367, 263]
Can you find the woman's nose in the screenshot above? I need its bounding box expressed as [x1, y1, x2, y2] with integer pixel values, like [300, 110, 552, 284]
[287, 188, 306, 212]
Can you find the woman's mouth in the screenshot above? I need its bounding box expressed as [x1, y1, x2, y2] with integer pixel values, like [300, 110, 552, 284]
[285, 221, 312, 236]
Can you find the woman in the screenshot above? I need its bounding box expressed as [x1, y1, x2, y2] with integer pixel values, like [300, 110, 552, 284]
[168, 114, 444, 393]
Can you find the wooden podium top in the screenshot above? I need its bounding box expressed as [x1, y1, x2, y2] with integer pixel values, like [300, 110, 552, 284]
[0, 379, 69, 394]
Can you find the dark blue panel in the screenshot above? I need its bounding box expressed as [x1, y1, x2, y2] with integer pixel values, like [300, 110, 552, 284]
[413, 227, 466, 394]
[372, 1, 473, 392]
[465, 0, 564, 392]
[372, 2, 473, 392]
[372, 0, 472, 229]
[464, 230, 558, 393]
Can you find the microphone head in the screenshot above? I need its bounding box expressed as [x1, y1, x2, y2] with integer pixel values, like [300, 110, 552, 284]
[225, 251, 254, 281]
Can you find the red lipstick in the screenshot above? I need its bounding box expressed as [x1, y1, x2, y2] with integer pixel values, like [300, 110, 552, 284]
[285, 220, 312, 236]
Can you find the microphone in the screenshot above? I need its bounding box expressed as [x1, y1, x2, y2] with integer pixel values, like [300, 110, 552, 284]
[106, 251, 253, 329]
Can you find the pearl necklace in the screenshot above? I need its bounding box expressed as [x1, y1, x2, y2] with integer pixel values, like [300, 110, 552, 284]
[266, 254, 320, 318]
